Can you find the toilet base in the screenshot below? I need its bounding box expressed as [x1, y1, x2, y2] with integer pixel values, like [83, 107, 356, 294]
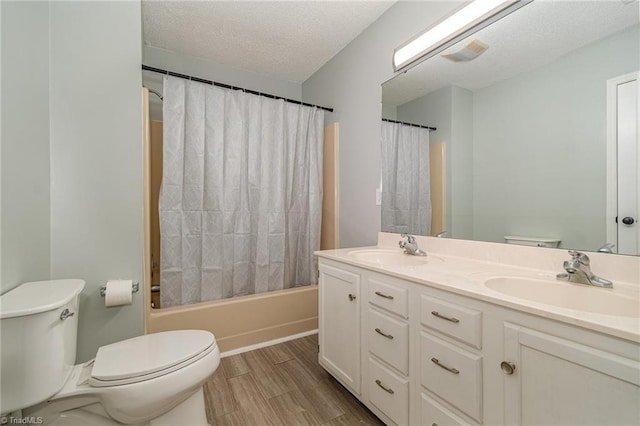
[28, 388, 209, 426]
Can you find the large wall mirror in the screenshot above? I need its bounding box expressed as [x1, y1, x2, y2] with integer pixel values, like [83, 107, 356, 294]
[381, 0, 639, 255]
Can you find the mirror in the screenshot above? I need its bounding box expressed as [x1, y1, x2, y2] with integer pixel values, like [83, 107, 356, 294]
[381, 0, 639, 255]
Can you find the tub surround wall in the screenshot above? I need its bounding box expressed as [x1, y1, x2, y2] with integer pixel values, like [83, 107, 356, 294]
[147, 286, 318, 353]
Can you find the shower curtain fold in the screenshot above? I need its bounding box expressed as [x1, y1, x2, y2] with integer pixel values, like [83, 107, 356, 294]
[160, 76, 324, 308]
[381, 120, 432, 235]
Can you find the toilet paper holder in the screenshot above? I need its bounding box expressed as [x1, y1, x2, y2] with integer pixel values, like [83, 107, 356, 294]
[99, 281, 140, 297]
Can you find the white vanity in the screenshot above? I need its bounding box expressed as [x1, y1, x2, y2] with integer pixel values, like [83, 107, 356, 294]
[316, 233, 640, 426]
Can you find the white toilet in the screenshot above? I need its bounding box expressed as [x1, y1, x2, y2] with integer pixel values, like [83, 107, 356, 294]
[0, 279, 220, 425]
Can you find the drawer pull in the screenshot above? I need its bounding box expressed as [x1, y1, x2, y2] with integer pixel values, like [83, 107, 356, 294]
[375, 291, 394, 300]
[431, 357, 460, 374]
[375, 379, 395, 394]
[431, 311, 460, 323]
[374, 328, 394, 339]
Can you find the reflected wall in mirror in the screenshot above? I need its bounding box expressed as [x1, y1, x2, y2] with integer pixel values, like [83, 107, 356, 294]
[381, 0, 639, 255]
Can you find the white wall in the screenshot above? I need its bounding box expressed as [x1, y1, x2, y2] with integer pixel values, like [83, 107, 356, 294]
[302, 1, 461, 247]
[1, 1, 51, 293]
[473, 25, 639, 250]
[50, 1, 144, 362]
[143, 46, 302, 120]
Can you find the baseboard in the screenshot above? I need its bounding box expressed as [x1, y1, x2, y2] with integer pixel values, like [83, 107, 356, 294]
[220, 328, 319, 358]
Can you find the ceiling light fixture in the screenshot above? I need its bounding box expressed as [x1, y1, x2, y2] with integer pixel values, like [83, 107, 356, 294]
[393, 0, 532, 72]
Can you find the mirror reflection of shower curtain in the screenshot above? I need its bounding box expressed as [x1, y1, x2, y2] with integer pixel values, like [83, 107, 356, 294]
[381, 121, 431, 235]
[159, 76, 324, 308]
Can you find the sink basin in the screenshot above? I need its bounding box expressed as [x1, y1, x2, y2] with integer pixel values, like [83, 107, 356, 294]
[484, 277, 640, 317]
[347, 249, 438, 268]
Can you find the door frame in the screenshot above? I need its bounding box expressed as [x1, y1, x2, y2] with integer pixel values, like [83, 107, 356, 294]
[605, 71, 639, 252]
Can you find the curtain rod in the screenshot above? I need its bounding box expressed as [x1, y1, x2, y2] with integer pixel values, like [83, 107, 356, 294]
[382, 118, 436, 132]
[142, 64, 334, 113]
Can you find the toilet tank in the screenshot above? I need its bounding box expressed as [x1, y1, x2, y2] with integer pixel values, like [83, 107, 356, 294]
[0, 279, 85, 414]
[504, 235, 561, 248]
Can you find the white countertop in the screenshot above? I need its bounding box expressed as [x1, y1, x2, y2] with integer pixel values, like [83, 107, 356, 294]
[316, 242, 640, 344]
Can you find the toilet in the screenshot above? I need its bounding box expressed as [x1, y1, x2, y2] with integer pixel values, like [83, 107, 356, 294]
[0, 279, 220, 425]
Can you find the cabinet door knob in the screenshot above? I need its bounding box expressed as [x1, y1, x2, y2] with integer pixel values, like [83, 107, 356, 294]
[501, 361, 516, 375]
[348, 293, 356, 301]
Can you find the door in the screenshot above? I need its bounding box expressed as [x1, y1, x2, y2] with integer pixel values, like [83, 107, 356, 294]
[502, 324, 640, 425]
[606, 72, 639, 255]
[318, 262, 361, 394]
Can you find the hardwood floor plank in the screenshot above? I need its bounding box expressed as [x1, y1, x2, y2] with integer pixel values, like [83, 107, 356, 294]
[283, 337, 327, 382]
[227, 373, 281, 425]
[268, 390, 323, 426]
[221, 353, 251, 379]
[204, 368, 238, 418]
[212, 410, 250, 426]
[276, 359, 320, 391]
[244, 349, 299, 399]
[259, 342, 295, 365]
[324, 376, 384, 425]
[204, 334, 382, 426]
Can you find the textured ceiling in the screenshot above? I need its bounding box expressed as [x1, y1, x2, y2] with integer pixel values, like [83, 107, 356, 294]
[383, 0, 640, 106]
[142, 0, 395, 83]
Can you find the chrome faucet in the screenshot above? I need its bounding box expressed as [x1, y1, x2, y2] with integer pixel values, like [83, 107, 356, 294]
[556, 250, 612, 288]
[597, 243, 616, 254]
[399, 233, 427, 256]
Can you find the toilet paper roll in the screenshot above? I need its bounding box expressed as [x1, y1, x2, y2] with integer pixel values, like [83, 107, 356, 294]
[104, 280, 133, 307]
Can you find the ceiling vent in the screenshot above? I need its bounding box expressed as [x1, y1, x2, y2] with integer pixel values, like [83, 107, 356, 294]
[441, 38, 489, 62]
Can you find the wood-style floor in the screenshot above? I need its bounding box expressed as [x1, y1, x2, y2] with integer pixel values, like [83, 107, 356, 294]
[203, 334, 384, 425]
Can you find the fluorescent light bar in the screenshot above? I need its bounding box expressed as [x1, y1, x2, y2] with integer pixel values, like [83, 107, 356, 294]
[393, 0, 527, 71]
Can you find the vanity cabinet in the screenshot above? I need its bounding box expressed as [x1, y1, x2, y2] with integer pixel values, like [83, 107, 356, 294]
[502, 323, 640, 425]
[318, 262, 361, 394]
[365, 273, 411, 425]
[317, 257, 640, 426]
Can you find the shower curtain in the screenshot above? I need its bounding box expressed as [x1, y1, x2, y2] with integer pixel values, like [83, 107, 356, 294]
[160, 76, 324, 308]
[381, 121, 431, 235]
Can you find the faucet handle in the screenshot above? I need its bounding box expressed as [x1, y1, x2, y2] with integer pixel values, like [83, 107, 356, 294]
[568, 250, 590, 265]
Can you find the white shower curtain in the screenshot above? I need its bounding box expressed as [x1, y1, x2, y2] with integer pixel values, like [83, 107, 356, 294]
[160, 76, 324, 308]
[381, 121, 431, 235]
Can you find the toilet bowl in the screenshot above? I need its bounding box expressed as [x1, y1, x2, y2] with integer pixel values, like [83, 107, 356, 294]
[0, 279, 220, 425]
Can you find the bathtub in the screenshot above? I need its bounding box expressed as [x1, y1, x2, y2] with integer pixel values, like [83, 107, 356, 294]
[145, 285, 318, 354]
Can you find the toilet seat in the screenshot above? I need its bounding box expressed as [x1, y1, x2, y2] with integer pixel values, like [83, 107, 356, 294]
[89, 330, 216, 387]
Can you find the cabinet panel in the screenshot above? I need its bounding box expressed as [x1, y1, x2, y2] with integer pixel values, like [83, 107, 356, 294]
[318, 263, 361, 393]
[368, 357, 409, 425]
[368, 277, 409, 318]
[421, 332, 483, 422]
[421, 394, 471, 426]
[368, 308, 409, 374]
[421, 295, 482, 349]
[503, 324, 640, 426]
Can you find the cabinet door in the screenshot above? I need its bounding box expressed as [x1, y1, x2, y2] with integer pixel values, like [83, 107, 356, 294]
[318, 263, 361, 393]
[503, 324, 640, 425]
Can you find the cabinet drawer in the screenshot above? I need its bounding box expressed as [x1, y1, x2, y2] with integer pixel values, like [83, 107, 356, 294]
[368, 358, 409, 426]
[421, 295, 482, 349]
[421, 332, 482, 422]
[421, 394, 471, 426]
[368, 277, 408, 318]
[368, 308, 409, 374]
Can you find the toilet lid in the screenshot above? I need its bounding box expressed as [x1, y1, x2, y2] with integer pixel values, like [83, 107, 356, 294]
[90, 330, 215, 386]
